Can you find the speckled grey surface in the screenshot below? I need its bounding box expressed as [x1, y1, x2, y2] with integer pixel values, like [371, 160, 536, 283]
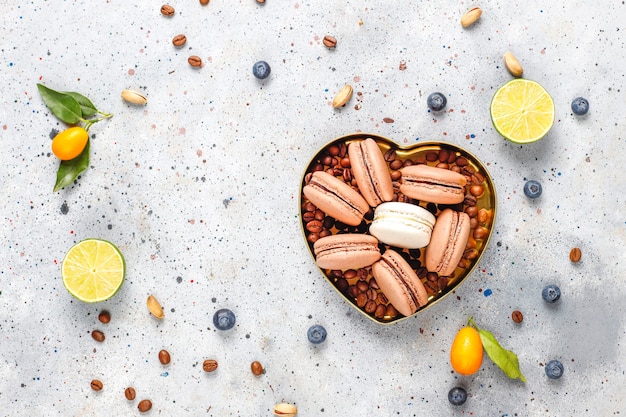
[1, 1, 625, 416]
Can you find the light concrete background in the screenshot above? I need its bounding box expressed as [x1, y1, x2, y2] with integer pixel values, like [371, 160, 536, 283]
[1, 1, 625, 416]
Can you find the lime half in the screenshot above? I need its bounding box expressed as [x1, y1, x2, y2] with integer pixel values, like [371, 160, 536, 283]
[490, 79, 555, 144]
[62, 239, 125, 303]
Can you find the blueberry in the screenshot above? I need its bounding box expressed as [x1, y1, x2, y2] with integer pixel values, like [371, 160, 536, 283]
[307, 324, 327, 344]
[448, 387, 467, 406]
[571, 97, 589, 115]
[213, 308, 236, 330]
[545, 359, 564, 379]
[523, 180, 542, 199]
[252, 60, 271, 79]
[542, 284, 561, 303]
[427, 92, 447, 112]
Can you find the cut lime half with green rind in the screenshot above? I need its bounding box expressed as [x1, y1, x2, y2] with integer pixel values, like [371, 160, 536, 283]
[490, 79, 555, 144]
[62, 238, 126, 303]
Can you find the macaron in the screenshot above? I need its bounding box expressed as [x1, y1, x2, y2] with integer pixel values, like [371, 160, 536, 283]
[348, 138, 394, 207]
[425, 208, 471, 276]
[303, 171, 369, 226]
[400, 164, 467, 204]
[313, 234, 381, 270]
[371, 249, 429, 317]
[369, 202, 436, 249]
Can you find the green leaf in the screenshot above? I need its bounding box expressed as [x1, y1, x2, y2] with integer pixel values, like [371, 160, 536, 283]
[37, 83, 83, 124]
[63, 91, 98, 117]
[469, 318, 526, 382]
[54, 139, 90, 192]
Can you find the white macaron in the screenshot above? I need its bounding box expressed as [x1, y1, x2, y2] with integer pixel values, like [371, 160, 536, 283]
[369, 202, 436, 249]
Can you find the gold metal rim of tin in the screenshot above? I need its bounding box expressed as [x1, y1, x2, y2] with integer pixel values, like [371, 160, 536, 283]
[299, 133, 498, 325]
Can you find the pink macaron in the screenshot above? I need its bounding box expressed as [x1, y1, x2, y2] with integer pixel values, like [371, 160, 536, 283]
[314, 234, 381, 270]
[425, 208, 471, 276]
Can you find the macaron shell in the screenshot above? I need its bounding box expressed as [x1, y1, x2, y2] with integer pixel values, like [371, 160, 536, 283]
[399, 164, 467, 204]
[369, 202, 436, 249]
[372, 250, 429, 317]
[425, 209, 471, 276]
[303, 171, 369, 226]
[348, 139, 394, 207]
[314, 234, 381, 270]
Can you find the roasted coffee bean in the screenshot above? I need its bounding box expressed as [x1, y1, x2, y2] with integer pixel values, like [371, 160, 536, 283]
[344, 269, 358, 280]
[125, 387, 136, 401]
[415, 267, 428, 279]
[90, 379, 103, 391]
[470, 185, 484, 197]
[92, 330, 105, 342]
[342, 168, 352, 182]
[356, 222, 368, 233]
[466, 236, 477, 249]
[390, 170, 402, 181]
[424, 280, 438, 294]
[426, 272, 439, 282]
[304, 172, 313, 184]
[330, 269, 343, 278]
[463, 248, 479, 260]
[319, 229, 331, 239]
[322, 216, 335, 229]
[376, 292, 388, 305]
[98, 311, 111, 324]
[389, 159, 403, 170]
[436, 162, 449, 169]
[473, 226, 489, 240]
[335, 277, 348, 292]
[409, 259, 421, 270]
[251, 360, 264, 376]
[158, 349, 171, 365]
[384, 149, 396, 162]
[471, 172, 485, 184]
[334, 220, 348, 230]
[203, 359, 218, 372]
[374, 304, 387, 319]
[368, 278, 379, 289]
[455, 156, 469, 166]
[356, 292, 368, 308]
[340, 157, 351, 168]
[469, 217, 478, 229]
[402, 159, 414, 168]
[463, 165, 476, 175]
[160, 4, 175, 16]
[347, 285, 360, 298]
[322, 155, 333, 166]
[437, 277, 448, 291]
[457, 258, 469, 269]
[313, 209, 325, 221]
[438, 149, 450, 162]
[172, 34, 187, 47]
[465, 206, 478, 217]
[357, 281, 369, 293]
[386, 304, 398, 319]
[328, 145, 340, 156]
[450, 165, 462, 173]
[447, 152, 457, 164]
[306, 220, 323, 233]
[188, 55, 202, 67]
[302, 211, 315, 222]
[512, 310, 524, 323]
[464, 195, 477, 206]
[306, 233, 319, 244]
[364, 300, 377, 314]
[138, 399, 152, 412]
[366, 288, 378, 301]
[425, 151, 439, 162]
[337, 143, 347, 157]
[414, 155, 427, 164]
[312, 163, 324, 172]
[322, 35, 337, 48]
[478, 208, 490, 224]
[569, 247, 582, 263]
[426, 202, 437, 215]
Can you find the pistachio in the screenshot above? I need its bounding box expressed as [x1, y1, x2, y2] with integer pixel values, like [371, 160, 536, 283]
[147, 295, 164, 319]
[460, 7, 482, 28]
[273, 403, 297, 417]
[121, 89, 148, 105]
[332, 84, 353, 108]
[503, 51, 523, 77]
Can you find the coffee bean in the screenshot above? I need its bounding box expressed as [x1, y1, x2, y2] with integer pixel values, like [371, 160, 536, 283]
[425, 151, 439, 162]
[470, 185, 484, 197]
[402, 159, 414, 168]
[90, 379, 103, 391]
[465, 206, 478, 217]
[364, 300, 377, 314]
[463, 165, 476, 175]
[302, 211, 315, 222]
[125, 387, 136, 401]
[390, 170, 401, 181]
[347, 285, 359, 298]
[463, 195, 477, 206]
[471, 172, 485, 184]
[437, 276, 448, 291]
[313, 209, 325, 221]
[368, 278, 379, 290]
[469, 217, 478, 229]
[344, 269, 358, 280]
[158, 349, 171, 365]
[172, 34, 187, 47]
[305, 220, 323, 233]
[424, 280, 438, 295]
[188, 55, 202, 67]
[447, 152, 457, 164]
[203, 359, 218, 372]
[438, 149, 450, 162]
[160, 4, 175, 16]
[436, 162, 449, 169]
[463, 248, 479, 260]
[450, 165, 462, 173]
[569, 247, 582, 263]
[356, 292, 368, 308]
[477, 208, 491, 224]
[512, 310, 523, 323]
[426, 272, 438, 282]
[306, 232, 319, 243]
[384, 149, 396, 162]
[389, 159, 403, 170]
[366, 288, 378, 300]
[337, 143, 347, 157]
[374, 304, 387, 319]
[322, 35, 337, 48]
[138, 399, 152, 413]
[455, 156, 469, 166]
[376, 292, 388, 305]
[323, 216, 335, 229]
[98, 311, 111, 324]
[340, 157, 351, 168]
[414, 155, 427, 164]
[473, 226, 489, 240]
[91, 330, 105, 342]
[356, 281, 369, 293]
[342, 168, 352, 183]
[335, 277, 348, 292]
[328, 145, 340, 156]
[251, 361, 264, 376]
